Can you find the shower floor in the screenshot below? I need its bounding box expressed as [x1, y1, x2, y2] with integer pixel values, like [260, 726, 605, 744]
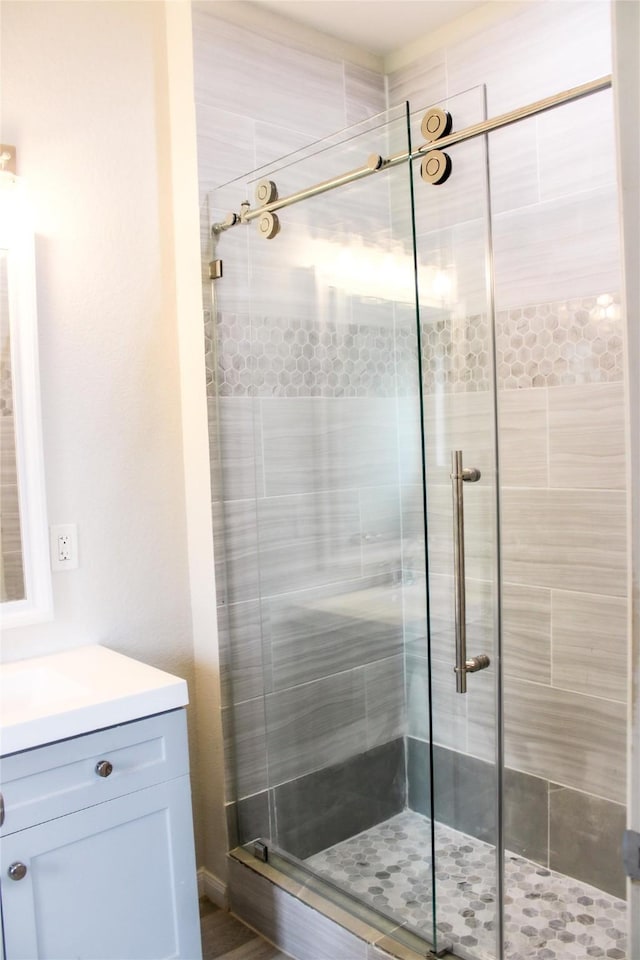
[306, 810, 627, 960]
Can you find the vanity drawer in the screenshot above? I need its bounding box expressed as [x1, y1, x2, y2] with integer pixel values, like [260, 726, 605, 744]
[0, 708, 188, 835]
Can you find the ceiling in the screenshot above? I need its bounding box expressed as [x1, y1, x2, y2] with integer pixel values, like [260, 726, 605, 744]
[251, 0, 487, 56]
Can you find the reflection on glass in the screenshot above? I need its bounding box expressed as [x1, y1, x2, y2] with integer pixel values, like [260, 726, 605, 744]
[0, 249, 24, 601]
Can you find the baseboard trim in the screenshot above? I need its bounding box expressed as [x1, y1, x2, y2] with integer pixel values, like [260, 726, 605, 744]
[198, 866, 227, 908]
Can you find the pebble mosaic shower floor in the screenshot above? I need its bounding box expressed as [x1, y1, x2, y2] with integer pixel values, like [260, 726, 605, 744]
[306, 810, 627, 960]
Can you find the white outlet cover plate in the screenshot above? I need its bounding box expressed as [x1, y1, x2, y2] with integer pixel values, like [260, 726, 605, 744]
[50, 523, 78, 571]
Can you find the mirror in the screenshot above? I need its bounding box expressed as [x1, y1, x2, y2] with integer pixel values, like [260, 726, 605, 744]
[0, 163, 52, 628]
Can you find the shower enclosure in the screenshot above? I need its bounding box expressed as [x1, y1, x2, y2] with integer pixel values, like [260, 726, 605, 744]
[207, 76, 628, 960]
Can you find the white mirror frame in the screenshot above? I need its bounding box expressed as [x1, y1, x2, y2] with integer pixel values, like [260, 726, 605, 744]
[0, 174, 53, 628]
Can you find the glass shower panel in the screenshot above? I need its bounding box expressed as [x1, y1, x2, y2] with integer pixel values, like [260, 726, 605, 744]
[210, 107, 439, 951]
[410, 86, 502, 960]
[490, 89, 628, 960]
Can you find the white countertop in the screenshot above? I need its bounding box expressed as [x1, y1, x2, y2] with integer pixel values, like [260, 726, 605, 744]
[0, 645, 188, 755]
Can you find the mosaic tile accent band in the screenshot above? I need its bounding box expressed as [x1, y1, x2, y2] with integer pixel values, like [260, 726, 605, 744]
[211, 294, 622, 398]
[213, 313, 405, 398]
[307, 810, 627, 960]
[496, 294, 623, 391]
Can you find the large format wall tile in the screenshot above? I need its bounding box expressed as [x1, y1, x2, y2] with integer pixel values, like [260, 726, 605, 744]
[497, 388, 548, 487]
[261, 397, 399, 496]
[432, 745, 498, 847]
[549, 784, 626, 899]
[408, 741, 550, 869]
[217, 398, 264, 501]
[193, 11, 346, 138]
[358, 485, 403, 578]
[256, 490, 362, 598]
[537, 89, 617, 203]
[493, 188, 621, 310]
[504, 679, 626, 803]
[364, 655, 406, 749]
[254, 120, 315, 171]
[223, 698, 268, 801]
[217, 498, 260, 604]
[426, 482, 498, 583]
[406, 654, 468, 751]
[465, 658, 499, 765]
[552, 590, 627, 702]
[273, 739, 405, 860]
[220, 599, 269, 705]
[195, 103, 255, 195]
[503, 767, 549, 866]
[268, 581, 403, 691]
[344, 62, 386, 126]
[488, 122, 539, 215]
[502, 583, 551, 685]
[387, 51, 447, 117]
[423, 389, 495, 486]
[548, 382, 626, 490]
[226, 790, 271, 848]
[445, 1, 611, 116]
[501, 488, 627, 597]
[245, 236, 323, 324]
[265, 669, 367, 785]
[413, 213, 489, 330]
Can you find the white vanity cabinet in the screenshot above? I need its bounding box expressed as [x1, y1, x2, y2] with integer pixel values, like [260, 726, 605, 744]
[0, 708, 202, 960]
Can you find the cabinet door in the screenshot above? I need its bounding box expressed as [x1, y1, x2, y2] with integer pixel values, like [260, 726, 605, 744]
[0, 777, 202, 960]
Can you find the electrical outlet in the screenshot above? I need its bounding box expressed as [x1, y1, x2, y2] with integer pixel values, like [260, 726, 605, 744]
[50, 524, 78, 571]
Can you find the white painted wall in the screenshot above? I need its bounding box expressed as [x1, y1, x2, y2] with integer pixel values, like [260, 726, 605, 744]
[0, 0, 227, 876]
[0, 0, 191, 667]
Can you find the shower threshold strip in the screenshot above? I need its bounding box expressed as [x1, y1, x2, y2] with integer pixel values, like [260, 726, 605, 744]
[233, 843, 450, 959]
[212, 74, 611, 233]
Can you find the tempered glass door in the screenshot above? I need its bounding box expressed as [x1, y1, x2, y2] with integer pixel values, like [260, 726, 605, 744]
[210, 106, 441, 952]
[409, 86, 502, 960]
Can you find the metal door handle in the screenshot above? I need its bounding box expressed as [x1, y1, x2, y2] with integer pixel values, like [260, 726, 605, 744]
[451, 450, 490, 693]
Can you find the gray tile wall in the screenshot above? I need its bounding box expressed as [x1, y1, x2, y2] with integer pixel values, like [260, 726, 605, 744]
[392, 0, 628, 895]
[407, 739, 626, 899]
[225, 738, 405, 858]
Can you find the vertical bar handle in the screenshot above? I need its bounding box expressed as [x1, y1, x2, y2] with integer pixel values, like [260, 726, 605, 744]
[451, 450, 484, 693]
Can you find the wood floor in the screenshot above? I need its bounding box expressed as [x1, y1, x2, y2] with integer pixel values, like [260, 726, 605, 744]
[200, 898, 292, 960]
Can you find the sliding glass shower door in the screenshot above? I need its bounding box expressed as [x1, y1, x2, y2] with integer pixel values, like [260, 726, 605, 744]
[409, 86, 502, 960]
[210, 105, 443, 952]
[210, 92, 503, 958]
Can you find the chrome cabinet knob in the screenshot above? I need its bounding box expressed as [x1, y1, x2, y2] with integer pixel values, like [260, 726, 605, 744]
[8, 862, 27, 881]
[95, 760, 113, 778]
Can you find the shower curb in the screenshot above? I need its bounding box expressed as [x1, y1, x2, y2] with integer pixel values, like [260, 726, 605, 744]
[227, 847, 453, 960]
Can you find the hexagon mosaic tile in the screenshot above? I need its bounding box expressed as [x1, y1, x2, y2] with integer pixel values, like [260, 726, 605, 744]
[209, 294, 622, 398]
[212, 313, 405, 399]
[306, 810, 627, 960]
